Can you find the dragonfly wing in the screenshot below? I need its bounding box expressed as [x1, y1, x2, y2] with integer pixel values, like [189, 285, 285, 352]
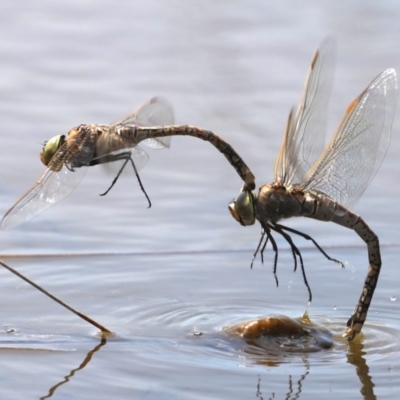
[1, 165, 88, 229]
[1, 127, 96, 229]
[301, 68, 397, 208]
[128, 145, 149, 171]
[111, 97, 174, 149]
[274, 37, 336, 185]
[94, 144, 149, 172]
[140, 137, 170, 149]
[99, 97, 172, 176]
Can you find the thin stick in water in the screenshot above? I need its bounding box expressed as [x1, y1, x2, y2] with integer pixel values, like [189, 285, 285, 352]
[0, 260, 111, 333]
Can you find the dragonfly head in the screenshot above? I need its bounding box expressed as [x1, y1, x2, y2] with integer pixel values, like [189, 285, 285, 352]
[40, 134, 66, 166]
[228, 190, 256, 226]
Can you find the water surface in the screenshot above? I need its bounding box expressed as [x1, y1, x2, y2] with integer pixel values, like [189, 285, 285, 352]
[0, 1, 400, 399]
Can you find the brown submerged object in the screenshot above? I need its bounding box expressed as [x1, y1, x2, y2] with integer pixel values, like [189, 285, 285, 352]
[225, 314, 333, 352]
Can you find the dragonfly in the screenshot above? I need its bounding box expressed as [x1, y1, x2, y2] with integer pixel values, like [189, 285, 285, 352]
[2, 97, 255, 229]
[228, 38, 397, 341]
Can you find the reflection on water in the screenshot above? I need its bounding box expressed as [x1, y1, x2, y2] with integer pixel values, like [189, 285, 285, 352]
[11, 332, 375, 400]
[347, 340, 376, 400]
[221, 308, 379, 399]
[0, 1, 399, 398]
[40, 336, 108, 400]
[0, 322, 377, 400]
[239, 329, 376, 400]
[0, 249, 398, 399]
[256, 364, 310, 400]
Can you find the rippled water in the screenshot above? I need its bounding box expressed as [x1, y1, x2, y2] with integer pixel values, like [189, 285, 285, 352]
[2, 248, 400, 399]
[0, 1, 400, 399]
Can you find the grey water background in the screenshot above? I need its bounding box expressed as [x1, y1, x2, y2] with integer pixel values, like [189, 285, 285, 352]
[0, 1, 400, 399]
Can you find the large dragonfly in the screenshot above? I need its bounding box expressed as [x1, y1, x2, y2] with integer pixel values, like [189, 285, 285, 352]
[228, 38, 397, 340]
[2, 97, 255, 229]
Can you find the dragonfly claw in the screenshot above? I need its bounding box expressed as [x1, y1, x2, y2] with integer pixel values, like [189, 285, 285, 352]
[343, 314, 362, 341]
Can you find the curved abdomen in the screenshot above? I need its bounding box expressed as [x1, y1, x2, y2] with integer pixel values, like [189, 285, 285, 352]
[308, 192, 381, 340]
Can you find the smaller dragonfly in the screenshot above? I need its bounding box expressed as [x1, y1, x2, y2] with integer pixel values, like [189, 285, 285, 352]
[228, 38, 397, 340]
[2, 98, 255, 229]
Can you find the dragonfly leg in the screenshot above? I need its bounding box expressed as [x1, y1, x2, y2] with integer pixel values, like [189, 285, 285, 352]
[65, 163, 75, 172]
[251, 229, 266, 269]
[127, 156, 152, 208]
[93, 151, 151, 208]
[276, 224, 344, 268]
[271, 224, 312, 303]
[272, 226, 298, 272]
[260, 231, 269, 265]
[99, 156, 130, 196]
[260, 223, 279, 287]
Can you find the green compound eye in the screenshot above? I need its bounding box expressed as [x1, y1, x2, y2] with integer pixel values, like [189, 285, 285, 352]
[228, 191, 256, 226]
[40, 135, 66, 166]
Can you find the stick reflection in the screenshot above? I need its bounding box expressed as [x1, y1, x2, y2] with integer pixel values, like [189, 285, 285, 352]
[40, 336, 107, 400]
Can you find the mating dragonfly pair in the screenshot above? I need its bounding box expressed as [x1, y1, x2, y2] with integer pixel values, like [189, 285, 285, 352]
[2, 38, 397, 341]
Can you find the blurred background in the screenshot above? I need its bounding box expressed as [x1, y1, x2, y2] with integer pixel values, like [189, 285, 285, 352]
[0, 0, 399, 255]
[0, 1, 399, 399]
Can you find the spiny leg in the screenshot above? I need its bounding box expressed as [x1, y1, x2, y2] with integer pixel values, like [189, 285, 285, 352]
[251, 227, 278, 287]
[100, 156, 130, 196]
[276, 224, 344, 268]
[127, 156, 152, 208]
[65, 163, 75, 172]
[260, 231, 269, 265]
[271, 224, 312, 303]
[251, 229, 266, 269]
[271, 226, 299, 273]
[94, 151, 151, 208]
[260, 223, 279, 287]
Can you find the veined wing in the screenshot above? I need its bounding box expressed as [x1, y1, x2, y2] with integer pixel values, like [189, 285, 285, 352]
[93, 143, 150, 172]
[112, 96, 174, 149]
[96, 97, 174, 175]
[300, 68, 397, 208]
[274, 37, 336, 185]
[1, 165, 88, 230]
[1, 128, 96, 229]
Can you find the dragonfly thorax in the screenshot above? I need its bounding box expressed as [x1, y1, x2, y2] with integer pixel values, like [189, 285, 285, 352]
[256, 183, 303, 224]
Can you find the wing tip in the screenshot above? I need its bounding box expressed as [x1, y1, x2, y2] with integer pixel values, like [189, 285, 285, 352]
[0, 218, 14, 230]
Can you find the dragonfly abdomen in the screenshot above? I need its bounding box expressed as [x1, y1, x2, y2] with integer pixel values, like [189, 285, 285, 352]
[307, 193, 381, 340]
[137, 125, 256, 191]
[332, 209, 381, 340]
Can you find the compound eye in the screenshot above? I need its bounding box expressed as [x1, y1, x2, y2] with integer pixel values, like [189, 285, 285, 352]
[40, 135, 66, 166]
[228, 191, 255, 226]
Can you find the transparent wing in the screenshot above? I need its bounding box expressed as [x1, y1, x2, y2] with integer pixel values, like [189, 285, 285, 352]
[100, 97, 173, 176]
[1, 166, 88, 229]
[94, 144, 150, 172]
[274, 37, 336, 185]
[129, 145, 149, 171]
[300, 68, 397, 208]
[1, 129, 96, 229]
[112, 96, 174, 149]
